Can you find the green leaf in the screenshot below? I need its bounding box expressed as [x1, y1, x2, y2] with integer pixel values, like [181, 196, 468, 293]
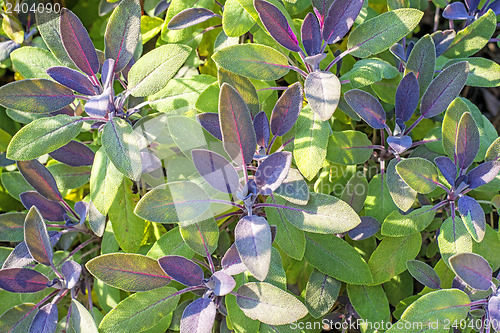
[108, 179, 147, 253]
[347, 58, 399, 89]
[265, 247, 287, 290]
[347, 9, 423, 58]
[0, 303, 38, 333]
[128, 44, 192, 97]
[1, 171, 34, 201]
[11, 47, 61, 80]
[226, 274, 260, 332]
[386, 159, 417, 212]
[443, 9, 496, 58]
[222, 0, 255, 37]
[304, 233, 373, 284]
[438, 216, 473, 265]
[405, 35, 436, 96]
[441, 97, 470, 161]
[0, 127, 12, 152]
[381, 206, 435, 237]
[368, 233, 422, 284]
[86, 253, 171, 292]
[293, 105, 331, 180]
[327, 130, 373, 166]
[396, 157, 439, 194]
[6, 115, 82, 161]
[2, 13, 24, 44]
[47, 164, 91, 190]
[273, 168, 309, 206]
[90, 148, 124, 216]
[445, 57, 500, 88]
[218, 67, 260, 118]
[365, 173, 399, 223]
[0, 212, 26, 242]
[70, 299, 99, 333]
[179, 217, 219, 256]
[305, 270, 341, 319]
[24, 206, 53, 266]
[102, 118, 142, 180]
[141, 16, 163, 44]
[146, 226, 195, 260]
[347, 284, 390, 323]
[212, 44, 289, 80]
[485, 136, 500, 162]
[236, 282, 308, 325]
[99, 286, 180, 333]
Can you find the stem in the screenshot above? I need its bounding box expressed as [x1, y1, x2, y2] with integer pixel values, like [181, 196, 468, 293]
[188, 24, 223, 43]
[267, 135, 278, 155]
[215, 211, 242, 221]
[82, 117, 109, 122]
[325, 48, 356, 72]
[411, 138, 441, 147]
[56, 238, 98, 268]
[60, 199, 79, 221]
[404, 115, 424, 135]
[340, 80, 350, 85]
[210, 199, 245, 210]
[195, 223, 215, 274]
[490, 38, 500, 43]
[285, 65, 308, 78]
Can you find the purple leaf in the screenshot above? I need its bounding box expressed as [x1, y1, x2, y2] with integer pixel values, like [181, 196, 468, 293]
[61, 260, 82, 289]
[452, 275, 468, 291]
[180, 298, 216, 333]
[2, 231, 60, 269]
[0, 268, 49, 293]
[487, 0, 500, 15]
[46, 66, 96, 96]
[206, 271, 236, 296]
[154, 0, 170, 16]
[344, 89, 386, 129]
[49, 140, 95, 167]
[167, 8, 218, 30]
[17, 160, 62, 202]
[387, 135, 413, 154]
[304, 71, 340, 121]
[60, 9, 99, 76]
[457, 196, 486, 242]
[253, 111, 270, 148]
[221, 243, 247, 276]
[347, 216, 380, 241]
[301, 13, 322, 56]
[101, 58, 115, 89]
[84, 86, 112, 118]
[395, 72, 419, 122]
[197, 113, 222, 141]
[488, 292, 500, 331]
[443, 2, 471, 20]
[51, 105, 76, 116]
[322, 0, 364, 44]
[434, 156, 457, 186]
[219, 83, 257, 166]
[311, 0, 334, 26]
[74, 201, 88, 225]
[406, 260, 441, 289]
[431, 30, 456, 57]
[29, 303, 57, 333]
[465, 0, 480, 10]
[270, 82, 303, 137]
[191, 149, 240, 194]
[24, 206, 53, 266]
[255, 151, 292, 195]
[420, 61, 469, 119]
[455, 112, 479, 171]
[254, 0, 300, 52]
[466, 161, 500, 189]
[141, 150, 162, 174]
[449, 253, 492, 290]
[390, 43, 406, 61]
[158, 255, 204, 286]
[20, 191, 66, 222]
[0, 40, 20, 62]
[234, 215, 272, 281]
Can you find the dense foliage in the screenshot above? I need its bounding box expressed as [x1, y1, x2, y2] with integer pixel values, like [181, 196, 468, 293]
[0, 0, 499, 331]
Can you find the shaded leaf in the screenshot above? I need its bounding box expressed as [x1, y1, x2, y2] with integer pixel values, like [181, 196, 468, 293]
[270, 82, 303, 137]
[158, 255, 204, 286]
[395, 72, 419, 122]
[344, 89, 385, 129]
[191, 149, 240, 194]
[347, 284, 390, 323]
[449, 252, 492, 291]
[322, 0, 364, 44]
[405, 35, 436, 96]
[455, 112, 479, 171]
[197, 113, 222, 141]
[49, 140, 95, 167]
[348, 216, 381, 240]
[24, 206, 53, 266]
[255, 151, 292, 195]
[218, 68, 260, 118]
[0, 212, 26, 242]
[341, 171, 368, 213]
[305, 71, 340, 121]
[0, 268, 49, 293]
[467, 161, 500, 189]
[304, 270, 341, 318]
[434, 156, 457, 186]
[301, 13, 321, 56]
[406, 260, 441, 289]
[221, 243, 247, 276]
[396, 157, 439, 194]
[29, 303, 57, 333]
[18, 160, 61, 201]
[62, 260, 81, 290]
[253, 111, 270, 148]
[326, 130, 373, 165]
[20, 192, 66, 222]
[179, 218, 219, 256]
[273, 168, 309, 205]
[70, 299, 99, 333]
[168, 8, 218, 30]
[457, 196, 486, 242]
[180, 298, 216, 333]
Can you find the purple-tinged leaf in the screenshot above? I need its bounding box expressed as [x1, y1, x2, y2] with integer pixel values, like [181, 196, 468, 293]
[51, 105, 76, 117]
[449, 253, 492, 290]
[457, 196, 486, 242]
[167, 8, 218, 30]
[347, 216, 380, 241]
[0, 79, 75, 114]
[74, 201, 88, 225]
[404, 35, 436, 97]
[105, 0, 141, 73]
[253, 111, 270, 148]
[311, 0, 334, 26]
[434, 156, 457, 186]
[406, 260, 441, 289]
[431, 30, 456, 57]
[452, 275, 468, 291]
[17, 160, 62, 202]
[197, 113, 222, 141]
[0, 268, 49, 293]
[395, 72, 419, 122]
[101, 58, 115, 89]
[219, 83, 257, 166]
[396, 157, 439, 194]
[158, 255, 204, 287]
[141, 150, 162, 174]
[2, 231, 60, 269]
[274, 168, 310, 205]
[206, 271, 236, 296]
[24, 206, 53, 266]
[86, 253, 171, 291]
[455, 112, 479, 171]
[221, 243, 247, 276]
[390, 43, 406, 61]
[466, 161, 500, 189]
[20, 192, 66, 222]
[84, 87, 112, 118]
[0, 212, 26, 242]
[304, 71, 340, 121]
[488, 292, 500, 331]
[255, 151, 292, 195]
[443, 2, 471, 20]
[29, 303, 57, 333]
[60, 9, 99, 76]
[46, 66, 96, 96]
[465, 0, 480, 10]
[270, 82, 303, 137]
[154, 0, 170, 16]
[487, 0, 500, 15]
[254, 0, 300, 52]
[61, 260, 81, 289]
[344, 89, 386, 129]
[191, 149, 239, 194]
[302, 13, 322, 56]
[387, 135, 413, 154]
[235, 215, 272, 281]
[322, 0, 364, 44]
[304, 53, 327, 69]
[180, 298, 216, 333]
[49, 140, 95, 167]
[420, 61, 469, 119]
